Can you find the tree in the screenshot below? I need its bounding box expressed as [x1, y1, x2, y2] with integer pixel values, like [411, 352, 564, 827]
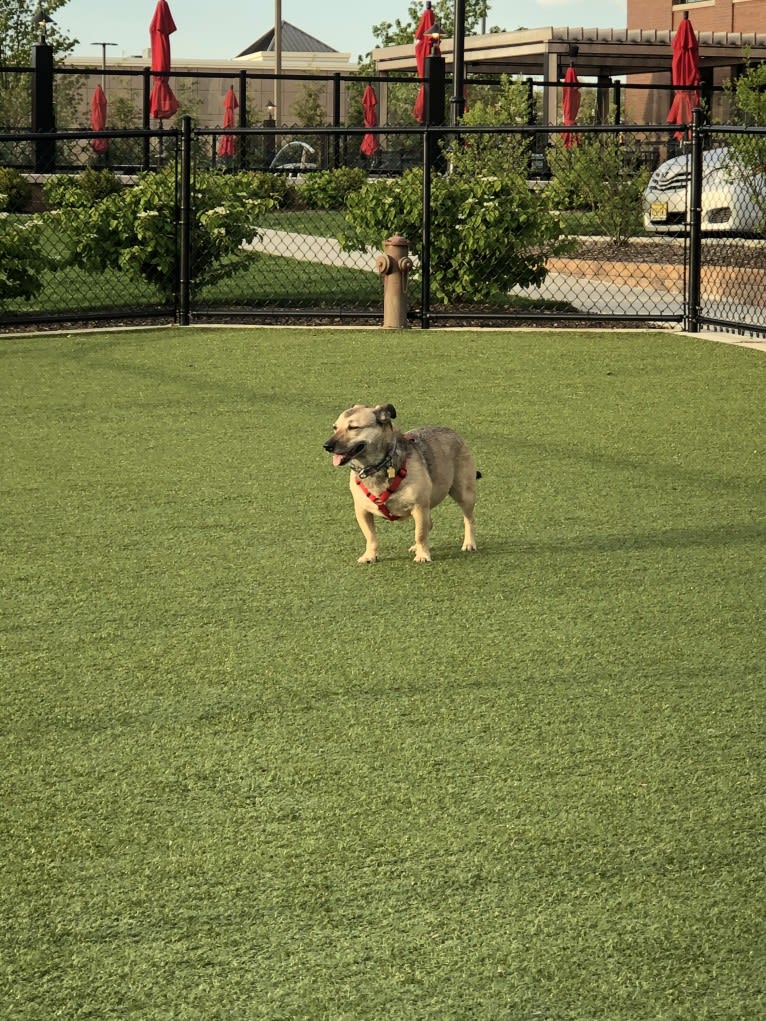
[724, 60, 766, 230]
[445, 75, 532, 178]
[349, 1, 502, 128]
[371, 0, 496, 50]
[0, 0, 76, 127]
[0, 0, 75, 63]
[546, 135, 649, 245]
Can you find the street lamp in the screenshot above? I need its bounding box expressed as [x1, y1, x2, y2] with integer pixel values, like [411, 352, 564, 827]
[92, 41, 117, 90]
[31, 6, 53, 44]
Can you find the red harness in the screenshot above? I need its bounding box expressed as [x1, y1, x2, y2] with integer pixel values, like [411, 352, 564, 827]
[355, 460, 408, 520]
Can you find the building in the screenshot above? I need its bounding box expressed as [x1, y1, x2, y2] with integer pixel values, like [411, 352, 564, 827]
[627, 0, 766, 122]
[64, 22, 356, 133]
[373, 23, 766, 127]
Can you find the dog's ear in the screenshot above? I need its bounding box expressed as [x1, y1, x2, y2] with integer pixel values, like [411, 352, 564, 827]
[373, 403, 397, 425]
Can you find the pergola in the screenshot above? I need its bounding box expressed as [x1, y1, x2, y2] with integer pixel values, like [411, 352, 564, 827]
[373, 25, 766, 125]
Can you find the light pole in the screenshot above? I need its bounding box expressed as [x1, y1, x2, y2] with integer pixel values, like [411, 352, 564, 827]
[91, 41, 117, 90]
[274, 0, 282, 123]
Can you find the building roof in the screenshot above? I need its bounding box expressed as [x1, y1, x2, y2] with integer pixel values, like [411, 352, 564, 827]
[237, 20, 337, 58]
[373, 24, 766, 78]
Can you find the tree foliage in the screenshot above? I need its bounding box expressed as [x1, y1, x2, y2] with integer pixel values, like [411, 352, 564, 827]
[724, 61, 766, 229]
[445, 75, 533, 178]
[372, 0, 495, 49]
[0, 0, 76, 127]
[350, 0, 502, 128]
[546, 136, 650, 244]
[0, 0, 75, 64]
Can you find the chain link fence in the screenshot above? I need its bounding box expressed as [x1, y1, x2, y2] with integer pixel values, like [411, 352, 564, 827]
[1, 120, 764, 335]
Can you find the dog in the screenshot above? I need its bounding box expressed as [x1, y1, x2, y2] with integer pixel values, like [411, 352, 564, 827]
[323, 403, 479, 563]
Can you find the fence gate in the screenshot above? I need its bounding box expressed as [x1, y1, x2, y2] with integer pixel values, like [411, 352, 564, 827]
[691, 126, 766, 338]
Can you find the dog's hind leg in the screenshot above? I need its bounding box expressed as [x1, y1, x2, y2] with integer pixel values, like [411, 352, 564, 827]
[450, 480, 478, 553]
[354, 505, 379, 564]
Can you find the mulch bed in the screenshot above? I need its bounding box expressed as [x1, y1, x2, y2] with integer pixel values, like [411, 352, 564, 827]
[574, 237, 765, 269]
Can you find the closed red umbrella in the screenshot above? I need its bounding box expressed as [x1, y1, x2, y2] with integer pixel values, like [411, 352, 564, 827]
[360, 84, 380, 158]
[149, 0, 179, 121]
[667, 12, 699, 140]
[218, 85, 239, 158]
[412, 2, 437, 124]
[90, 84, 109, 155]
[562, 64, 581, 149]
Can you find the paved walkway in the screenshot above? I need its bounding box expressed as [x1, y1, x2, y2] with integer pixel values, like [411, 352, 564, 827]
[246, 229, 377, 271]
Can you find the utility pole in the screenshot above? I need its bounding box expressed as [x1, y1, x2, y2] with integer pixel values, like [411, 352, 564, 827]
[91, 41, 117, 90]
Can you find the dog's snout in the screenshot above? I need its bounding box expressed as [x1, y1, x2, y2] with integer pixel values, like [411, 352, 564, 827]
[323, 438, 336, 452]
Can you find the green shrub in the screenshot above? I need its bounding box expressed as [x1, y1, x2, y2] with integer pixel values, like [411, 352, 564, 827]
[546, 136, 649, 244]
[43, 169, 124, 210]
[0, 215, 51, 304]
[0, 167, 32, 213]
[445, 75, 533, 179]
[340, 167, 572, 304]
[47, 168, 274, 300]
[230, 170, 296, 209]
[297, 168, 367, 210]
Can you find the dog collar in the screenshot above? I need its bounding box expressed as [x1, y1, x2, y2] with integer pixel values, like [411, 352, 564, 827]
[355, 437, 398, 480]
[355, 459, 408, 521]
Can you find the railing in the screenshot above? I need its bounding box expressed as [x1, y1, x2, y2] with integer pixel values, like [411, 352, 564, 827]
[1, 118, 764, 337]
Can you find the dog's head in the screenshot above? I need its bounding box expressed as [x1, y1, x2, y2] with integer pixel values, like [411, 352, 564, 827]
[323, 403, 397, 468]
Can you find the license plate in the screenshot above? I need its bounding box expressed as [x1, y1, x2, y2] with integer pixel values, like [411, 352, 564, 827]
[650, 201, 669, 222]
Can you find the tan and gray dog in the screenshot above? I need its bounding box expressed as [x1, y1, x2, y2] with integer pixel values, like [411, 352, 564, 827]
[324, 403, 480, 563]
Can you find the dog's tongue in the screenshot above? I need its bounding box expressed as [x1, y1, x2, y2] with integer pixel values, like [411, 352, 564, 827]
[332, 453, 345, 467]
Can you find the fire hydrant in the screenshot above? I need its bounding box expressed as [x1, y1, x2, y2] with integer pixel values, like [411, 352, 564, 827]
[375, 234, 413, 329]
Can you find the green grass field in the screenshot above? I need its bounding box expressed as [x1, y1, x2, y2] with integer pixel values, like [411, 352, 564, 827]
[2, 327, 764, 1020]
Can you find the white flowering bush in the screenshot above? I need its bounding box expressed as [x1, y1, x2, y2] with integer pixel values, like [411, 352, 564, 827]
[48, 168, 274, 301]
[0, 214, 51, 305]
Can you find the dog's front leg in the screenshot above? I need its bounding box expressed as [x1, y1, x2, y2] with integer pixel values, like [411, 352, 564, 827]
[354, 504, 379, 563]
[410, 505, 432, 563]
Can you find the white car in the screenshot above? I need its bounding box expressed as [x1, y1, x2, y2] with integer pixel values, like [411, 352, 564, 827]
[644, 147, 766, 235]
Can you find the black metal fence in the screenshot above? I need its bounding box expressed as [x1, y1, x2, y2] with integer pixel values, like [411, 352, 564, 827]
[1, 116, 764, 336]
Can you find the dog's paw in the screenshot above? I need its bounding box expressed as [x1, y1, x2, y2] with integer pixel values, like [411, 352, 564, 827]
[412, 550, 432, 563]
[461, 542, 478, 552]
[357, 553, 379, 564]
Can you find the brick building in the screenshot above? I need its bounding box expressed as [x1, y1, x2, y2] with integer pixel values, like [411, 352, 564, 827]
[627, 0, 766, 121]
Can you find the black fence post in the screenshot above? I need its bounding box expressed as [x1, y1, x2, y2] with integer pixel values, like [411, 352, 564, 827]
[142, 68, 151, 170]
[425, 52, 446, 173]
[450, 0, 466, 125]
[31, 41, 55, 172]
[421, 126, 432, 330]
[686, 107, 704, 333]
[178, 116, 192, 326]
[238, 69, 248, 170]
[332, 72, 341, 169]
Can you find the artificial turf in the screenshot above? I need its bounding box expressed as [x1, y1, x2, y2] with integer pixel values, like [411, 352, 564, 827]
[1, 326, 764, 1019]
